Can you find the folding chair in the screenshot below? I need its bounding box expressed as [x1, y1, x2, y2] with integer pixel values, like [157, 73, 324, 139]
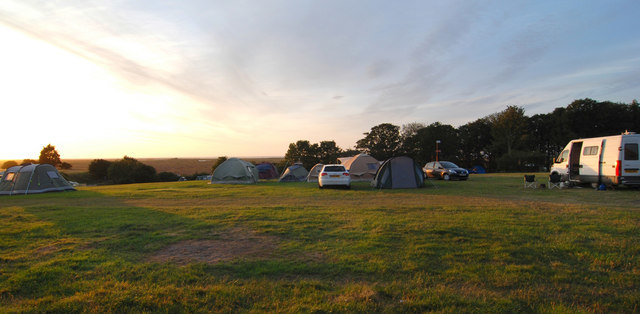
[548, 173, 562, 189]
[524, 175, 536, 189]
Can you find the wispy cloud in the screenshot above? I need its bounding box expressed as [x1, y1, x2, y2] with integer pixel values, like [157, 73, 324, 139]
[1, 0, 639, 157]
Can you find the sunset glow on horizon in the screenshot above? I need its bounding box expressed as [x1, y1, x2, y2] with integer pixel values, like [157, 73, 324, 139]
[1, 1, 639, 160]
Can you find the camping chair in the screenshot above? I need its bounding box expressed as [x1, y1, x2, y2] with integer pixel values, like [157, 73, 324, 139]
[524, 175, 536, 189]
[548, 173, 562, 189]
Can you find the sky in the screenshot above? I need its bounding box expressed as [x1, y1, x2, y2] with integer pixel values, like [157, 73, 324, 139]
[1, 0, 639, 159]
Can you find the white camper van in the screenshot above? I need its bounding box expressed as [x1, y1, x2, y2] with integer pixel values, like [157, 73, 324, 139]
[550, 132, 640, 187]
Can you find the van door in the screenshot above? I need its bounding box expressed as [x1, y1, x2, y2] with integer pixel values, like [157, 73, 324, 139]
[622, 140, 640, 178]
[569, 141, 583, 180]
[598, 139, 606, 184]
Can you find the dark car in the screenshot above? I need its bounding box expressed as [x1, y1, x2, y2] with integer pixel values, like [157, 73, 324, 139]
[423, 161, 469, 181]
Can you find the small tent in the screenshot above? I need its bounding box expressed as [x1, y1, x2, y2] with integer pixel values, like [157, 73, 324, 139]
[469, 165, 486, 174]
[306, 163, 324, 182]
[256, 162, 279, 179]
[0, 164, 76, 195]
[340, 153, 380, 181]
[372, 156, 424, 189]
[279, 164, 308, 182]
[210, 158, 259, 184]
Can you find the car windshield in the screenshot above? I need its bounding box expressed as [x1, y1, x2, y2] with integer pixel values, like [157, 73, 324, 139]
[440, 162, 459, 169]
[324, 166, 345, 172]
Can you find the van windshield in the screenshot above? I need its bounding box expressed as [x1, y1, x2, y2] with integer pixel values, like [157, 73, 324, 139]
[556, 150, 569, 163]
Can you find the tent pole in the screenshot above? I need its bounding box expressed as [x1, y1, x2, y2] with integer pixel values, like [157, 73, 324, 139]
[24, 165, 37, 195]
[9, 165, 24, 196]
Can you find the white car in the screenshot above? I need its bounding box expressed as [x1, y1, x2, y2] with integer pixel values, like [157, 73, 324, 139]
[318, 164, 351, 189]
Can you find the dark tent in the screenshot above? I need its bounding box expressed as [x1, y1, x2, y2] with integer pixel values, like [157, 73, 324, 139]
[469, 165, 486, 174]
[256, 162, 279, 179]
[371, 156, 424, 189]
[279, 164, 308, 182]
[0, 164, 76, 195]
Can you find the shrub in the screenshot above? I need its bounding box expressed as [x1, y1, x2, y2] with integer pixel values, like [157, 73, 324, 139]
[89, 159, 112, 180]
[158, 172, 180, 182]
[107, 156, 157, 184]
[2, 160, 18, 169]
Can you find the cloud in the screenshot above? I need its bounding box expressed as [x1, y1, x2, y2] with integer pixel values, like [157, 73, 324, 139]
[1, 0, 640, 157]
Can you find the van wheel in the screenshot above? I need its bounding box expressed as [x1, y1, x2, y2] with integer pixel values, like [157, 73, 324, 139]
[443, 174, 450, 181]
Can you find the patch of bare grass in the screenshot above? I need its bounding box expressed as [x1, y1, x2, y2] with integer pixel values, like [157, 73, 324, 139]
[147, 228, 279, 265]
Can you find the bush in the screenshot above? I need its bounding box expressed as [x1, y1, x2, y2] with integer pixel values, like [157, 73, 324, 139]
[158, 172, 180, 182]
[107, 156, 157, 184]
[89, 159, 112, 180]
[2, 160, 18, 169]
[185, 172, 210, 180]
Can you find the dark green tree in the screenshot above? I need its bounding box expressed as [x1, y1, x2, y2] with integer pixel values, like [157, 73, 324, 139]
[400, 122, 426, 156]
[158, 172, 180, 182]
[488, 106, 528, 157]
[107, 156, 157, 184]
[2, 160, 18, 169]
[211, 156, 228, 173]
[22, 159, 37, 165]
[457, 118, 493, 169]
[284, 140, 320, 170]
[39, 144, 61, 167]
[317, 140, 342, 164]
[410, 122, 459, 166]
[89, 159, 112, 180]
[356, 123, 401, 160]
[565, 98, 634, 138]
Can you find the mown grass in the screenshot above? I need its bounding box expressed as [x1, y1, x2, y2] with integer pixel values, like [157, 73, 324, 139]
[1, 173, 639, 312]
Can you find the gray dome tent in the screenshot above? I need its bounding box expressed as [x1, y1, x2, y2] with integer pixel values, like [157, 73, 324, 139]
[210, 158, 259, 184]
[0, 164, 76, 195]
[371, 156, 424, 189]
[279, 164, 308, 182]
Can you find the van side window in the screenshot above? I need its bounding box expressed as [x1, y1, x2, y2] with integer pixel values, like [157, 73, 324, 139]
[582, 146, 598, 156]
[624, 143, 639, 160]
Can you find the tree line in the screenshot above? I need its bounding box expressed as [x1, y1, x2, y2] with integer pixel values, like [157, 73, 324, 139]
[285, 98, 640, 172]
[2, 144, 73, 170]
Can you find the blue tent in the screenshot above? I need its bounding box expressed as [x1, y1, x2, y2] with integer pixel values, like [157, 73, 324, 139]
[469, 165, 486, 174]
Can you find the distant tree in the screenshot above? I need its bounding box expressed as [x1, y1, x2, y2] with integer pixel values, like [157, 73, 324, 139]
[107, 156, 157, 184]
[409, 122, 459, 166]
[457, 118, 493, 169]
[39, 144, 61, 166]
[400, 122, 426, 156]
[2, 160, 18, 169]
[60, 162, 73, 170]
[22, 159, 37, 165]
[564, 98, 634, 138]
[356, 123, 402, 160]
[284, 140, 319, 170]
[339, 148, 361, 158]
[488, 106, 528, 157]
[89, 159, 112, 180]
[211, 156, 228, 173]
[317, 140, 342, 164]
[185, 172, 210, 180]
[158, 171, 180, 182]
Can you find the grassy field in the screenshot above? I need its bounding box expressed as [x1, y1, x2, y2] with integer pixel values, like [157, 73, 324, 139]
[1, 173, 639, 312]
